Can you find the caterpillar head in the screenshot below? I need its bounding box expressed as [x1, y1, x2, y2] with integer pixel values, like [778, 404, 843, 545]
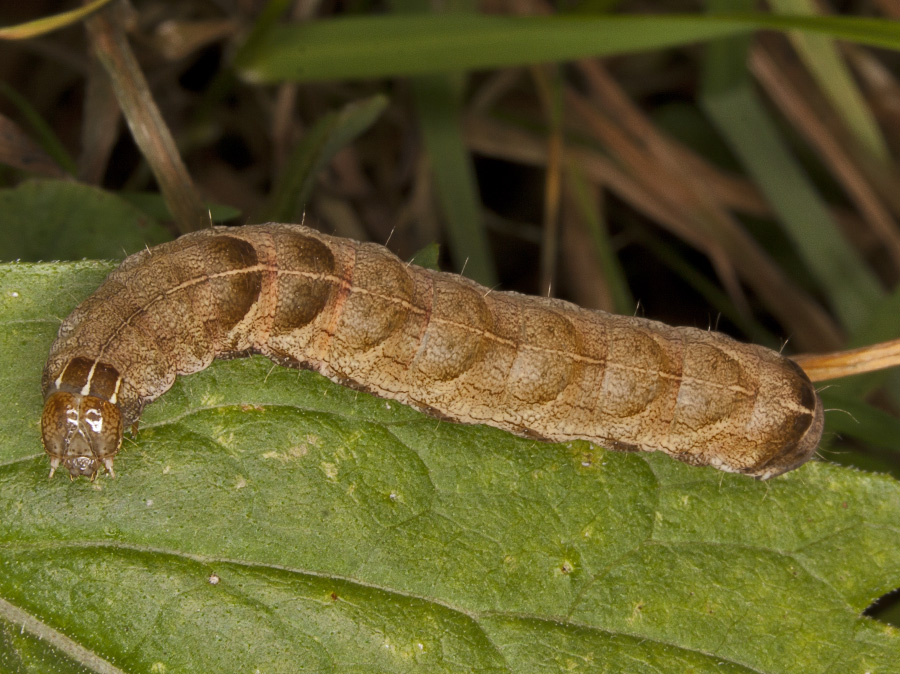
[41, 392, 123, 479]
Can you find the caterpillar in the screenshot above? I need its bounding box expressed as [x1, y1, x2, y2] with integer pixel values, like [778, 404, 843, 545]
[41, 223, 823, 480]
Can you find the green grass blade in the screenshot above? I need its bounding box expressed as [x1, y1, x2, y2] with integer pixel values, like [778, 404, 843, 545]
[237, 14, 900, 84]
[821, 390, 900, 451]
[412, 75, 496, 285]
[565, 162, 634, 315]
[0, 83, 77, 176]
[823, 288, 900, 403]
[260, 94, 389, 223]
[768, 0, 890, 162]
[700, 30, 882, 331]
[389, 0, 495, 285]
[407, 242, 441, 270]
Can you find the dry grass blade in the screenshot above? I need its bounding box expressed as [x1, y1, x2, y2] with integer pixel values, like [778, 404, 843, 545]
[466, 109, 842, 350]
[768, 0, 889, 162]
[751, 38, 900, 274]
[531, 65, 564, 297]
[0, 0, 117, 40]
[150, 18, 239, 62]
[78, 58, 120, 184]
[794, 339, 900, 382]
[561, 162, 628, 313]
[843, 44, 900, 225]
[563, 85, 745, 316]
[84, 3, 208, 233]
[563, 68, 843, 351]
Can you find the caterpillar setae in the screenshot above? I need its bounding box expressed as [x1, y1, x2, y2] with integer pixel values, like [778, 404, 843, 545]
[42, 223, 823, 480]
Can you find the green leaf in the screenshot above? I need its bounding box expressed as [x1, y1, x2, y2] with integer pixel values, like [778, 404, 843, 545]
[1, 262, 899, 672]
[407, 242, 441, 270]
[118, 191, 241, 224]
[0, 180, 172, 262]
[237, 13, 900, 84]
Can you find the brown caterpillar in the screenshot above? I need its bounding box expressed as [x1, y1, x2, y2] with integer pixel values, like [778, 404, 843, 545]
[42, 223, 823, 480]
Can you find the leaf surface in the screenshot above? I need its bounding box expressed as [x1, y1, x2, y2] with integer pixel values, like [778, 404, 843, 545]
[1, 262, 898, 673]
[0, 180, 170, 262]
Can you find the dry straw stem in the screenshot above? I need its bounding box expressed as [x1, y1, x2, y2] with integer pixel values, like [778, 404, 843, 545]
[794, 338, 900, 382]
[83, 2, 208, 233]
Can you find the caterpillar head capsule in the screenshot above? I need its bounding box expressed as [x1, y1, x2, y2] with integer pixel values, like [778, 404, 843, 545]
[41, 392, 123, 479]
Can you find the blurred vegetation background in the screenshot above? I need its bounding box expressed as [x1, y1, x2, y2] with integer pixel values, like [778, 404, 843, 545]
[2, 0, 900, 617]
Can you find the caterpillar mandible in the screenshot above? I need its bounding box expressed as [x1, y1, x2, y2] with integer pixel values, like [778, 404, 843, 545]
[41, 223, 824, 480]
